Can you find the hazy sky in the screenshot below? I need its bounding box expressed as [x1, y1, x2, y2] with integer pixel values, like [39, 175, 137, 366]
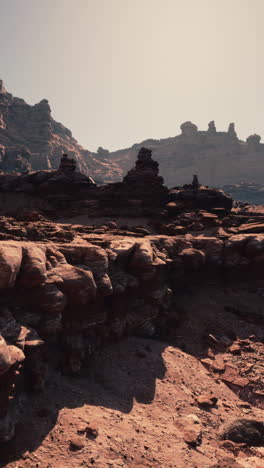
[0, 0, 263, 151]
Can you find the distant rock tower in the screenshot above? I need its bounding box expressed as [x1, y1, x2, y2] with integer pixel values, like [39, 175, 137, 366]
[59, 154, 77, 174]
[208, 121, 216, 134]
[228, 123, 237, 139]
[180, 121, 198, 137]
[192, 174, 200, 190]
[123, 147, 161, 183]
[246, 134, 261, 150]
[0, 80, 6, 94]
[122, 147, 168, 203]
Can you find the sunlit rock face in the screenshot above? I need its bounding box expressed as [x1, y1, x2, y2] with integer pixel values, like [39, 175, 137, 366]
[1, 80, 264, 189]
[104, 121, 264, 188]
[0, 81, 122, 183]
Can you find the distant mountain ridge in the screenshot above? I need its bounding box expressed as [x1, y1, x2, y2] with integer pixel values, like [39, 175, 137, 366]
[105, 121, 264, 188]
[0, 80, 122, 183]
[1, 81, 264, 188]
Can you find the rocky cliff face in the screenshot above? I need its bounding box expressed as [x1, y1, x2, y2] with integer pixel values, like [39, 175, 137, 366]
[0, 214, 264, 461]
[105, 121, 264, 188]
[0, 82, 122, 183]
[0, 150, 233, 221]
[2, 81, 264, 192]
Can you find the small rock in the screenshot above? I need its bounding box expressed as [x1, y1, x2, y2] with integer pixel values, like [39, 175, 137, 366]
[189, 222, 204, 231]
[201, 358, 213, 368]
[238, 403, 251, 409]
[70, 436, 85, 450]
[22, 451, 30, 459]
[197, 394, 218, 408]
[229, 344, 241, 355]
[243, 345, 254, 352]
[221, 419, 264, 446]
[77, 421, 99, 439]
[219, 439, 247, 455]
[0, 335, 11, 375]
[86, 422, 99, 439]
[174, 414, 202, 448]
[201, 357, 225, 373]
[207, 334, 220, 347]
[211, 358, 226, 373]
[222, 366, 249, 387]
[133, 227, 151, 235]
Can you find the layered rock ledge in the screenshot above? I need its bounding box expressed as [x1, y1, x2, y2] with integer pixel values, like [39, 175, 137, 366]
[0, 227, 264, 442]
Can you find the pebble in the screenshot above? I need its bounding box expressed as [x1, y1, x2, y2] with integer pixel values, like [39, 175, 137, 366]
[197, 393, 218, 407]
[229, 344, 241, 355]
[70, 436, 85, 450]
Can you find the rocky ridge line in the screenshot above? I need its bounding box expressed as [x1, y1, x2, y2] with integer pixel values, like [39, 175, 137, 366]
[1, 80, 264, 193]
[0, 81, 121, 183]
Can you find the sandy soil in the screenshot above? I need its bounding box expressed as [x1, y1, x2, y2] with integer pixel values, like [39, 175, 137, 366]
[1, 284, 264, 468]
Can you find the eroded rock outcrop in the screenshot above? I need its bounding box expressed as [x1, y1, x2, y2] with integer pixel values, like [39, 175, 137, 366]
[2, 81, 264, 192]
[105, 121, 264, 188]
[0, 218, 263, 443]
[0, 149, 233, 221]
[0, 81, 121, 183]
[168, 178, 233, 213]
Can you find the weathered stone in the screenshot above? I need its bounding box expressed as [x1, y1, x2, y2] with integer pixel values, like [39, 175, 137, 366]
[55, 264, 97, 305]
[229, 344, 241, 355]
[0, 82, 121, 182]
[197, 394, 218, 407]
[37, 283, 67, 314]
[0, 336, 11, 375]
[222, 366, 249, 387]
[0, 243, 22, 288]
[8, 345, 25, 366]
[19, 245, 47, 287]
[174, 414, 202, 447]
[221, 419, 264, 446]
[178, 248, 206, 269]
[69, 435, 85, 450]
[130, 240, 154, 270]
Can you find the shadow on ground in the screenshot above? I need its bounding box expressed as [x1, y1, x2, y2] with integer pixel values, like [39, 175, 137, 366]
[0, 336, 167, 466]
[1, 283, 264, 466]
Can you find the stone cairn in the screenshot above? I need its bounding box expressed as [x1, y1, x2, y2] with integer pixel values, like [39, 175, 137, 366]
[122, 147, 168, 205]
[123, 147, 163, 186]
[124, 147, 159, 180]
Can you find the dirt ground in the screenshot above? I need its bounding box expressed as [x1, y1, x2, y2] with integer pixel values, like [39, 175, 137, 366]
[1, 285, 264, 468]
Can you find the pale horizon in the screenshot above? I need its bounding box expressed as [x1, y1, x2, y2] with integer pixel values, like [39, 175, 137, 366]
[1, 0, 263, 152]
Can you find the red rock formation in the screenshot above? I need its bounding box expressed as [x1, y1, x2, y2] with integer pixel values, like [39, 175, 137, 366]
[0, 222, 263, 442]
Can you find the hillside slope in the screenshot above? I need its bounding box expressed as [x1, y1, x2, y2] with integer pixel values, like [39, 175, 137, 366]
[0, 80, 121, 183]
